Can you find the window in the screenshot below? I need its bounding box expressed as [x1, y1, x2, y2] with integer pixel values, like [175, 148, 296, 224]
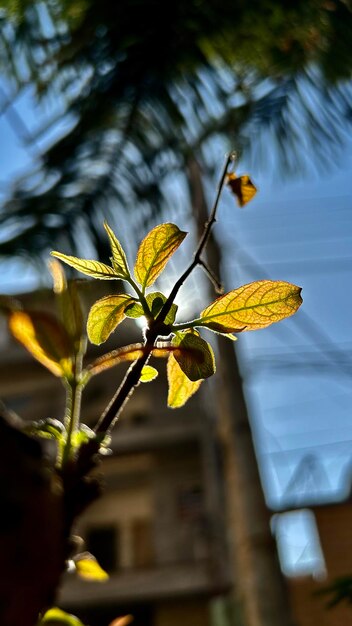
[86, 525, 118, 572]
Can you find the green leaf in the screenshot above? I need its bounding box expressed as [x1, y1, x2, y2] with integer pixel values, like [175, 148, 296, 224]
[71, 424, 95, 449]
[146, 292, 178, 324]
[87, 294, 135, 344]
[167, 352, 202, 408]
[51, 252, 118, 280]
[140, 365, 158, 382]
[124, 301, 144, 319]
[26, 418, 66, 441]
[74, 552, 109, 581]
[104, 222, 130, 277]
[124, 292, 178, 324]
[172, 331, 215, 381]
[134, 223, 187, 289]
[39, 607, 85, 626]
[199, 280, 302, 332]
[8, 310, 74, 378]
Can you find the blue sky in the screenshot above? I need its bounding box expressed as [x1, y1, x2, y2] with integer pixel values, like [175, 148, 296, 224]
[219, 147, 352, 509]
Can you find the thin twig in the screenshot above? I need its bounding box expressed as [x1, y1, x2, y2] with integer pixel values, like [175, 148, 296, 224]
[93, 152, 235, 436]
[198, 258, 224, 294]
[157, 151, 235, 321]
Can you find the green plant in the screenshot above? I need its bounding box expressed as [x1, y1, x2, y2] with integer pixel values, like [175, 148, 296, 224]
[3, 154, 302, 626]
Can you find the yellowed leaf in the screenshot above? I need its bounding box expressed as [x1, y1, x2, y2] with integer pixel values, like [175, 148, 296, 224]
[75, 553, 109, 582]
[134, 223, 187, 289]
[109, 616, 134, 626]
[51, 252, 118, 279]
[104, 222, 130, 277]
[8, 311, 73, 378]
[200, 280, 302, 332]
[167, 353, 202, 408]
[87, 294, 135, 345]
[226, 173, 257, 207]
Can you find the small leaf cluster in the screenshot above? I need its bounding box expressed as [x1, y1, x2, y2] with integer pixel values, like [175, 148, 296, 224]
[51, 220, 302, 408]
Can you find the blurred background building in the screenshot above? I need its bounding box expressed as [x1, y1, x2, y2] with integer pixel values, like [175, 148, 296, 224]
[1, 285, 352, 626]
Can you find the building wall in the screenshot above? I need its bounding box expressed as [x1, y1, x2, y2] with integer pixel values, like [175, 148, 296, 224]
[288, 502, 352, 626]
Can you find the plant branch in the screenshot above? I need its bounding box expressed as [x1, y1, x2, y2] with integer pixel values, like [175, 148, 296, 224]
[94, 327, 158, 435]
[198, 258, 224, 294]
[92, 152, 235, 437]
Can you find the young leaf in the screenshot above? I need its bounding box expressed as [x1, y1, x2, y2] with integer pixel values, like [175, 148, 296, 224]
[226, 173, 257, 207]
[51, 252, 118, 280]
[167, 353, 202, 408]
[8, 311, 73, 378]
[124, 301, 144, 319]
[199, 280, 302, 332]
[125, 292, 178, 324]
[87, 294, 135, 345]
[146, 292, 178, 324]
[26, 418, 66, 441]
[134, 223, 187, 289]
[104, 222, 130, 277]
[140, 365, 158, 383]
[39, 607, 85, 626]
[173, 332, 215, 381]
[74, 552, 109, 582]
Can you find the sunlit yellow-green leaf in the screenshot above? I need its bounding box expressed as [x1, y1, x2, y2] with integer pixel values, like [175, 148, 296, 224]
[104, 222, 130, 277]
[8, 311, 73, 378]
[51, 252, 118, 280]
[140, 365, 158, 382]
[146, 292, 178, 324]
[173, 332, 215, 381]
[167, 353, 202, 408]
[125, 292, 178, 324]
[75, 553, 109, 581]
[199, 280, 302, 332]
[134, 223, 187, 289]
[39, 607, 85, 626]
[124, 300, 144, 319]
[226, 173, 257, 207]
[87, 294, 135, 345]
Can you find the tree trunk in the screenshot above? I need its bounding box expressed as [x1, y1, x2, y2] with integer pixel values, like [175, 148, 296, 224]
[187, 156, 296, 626]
